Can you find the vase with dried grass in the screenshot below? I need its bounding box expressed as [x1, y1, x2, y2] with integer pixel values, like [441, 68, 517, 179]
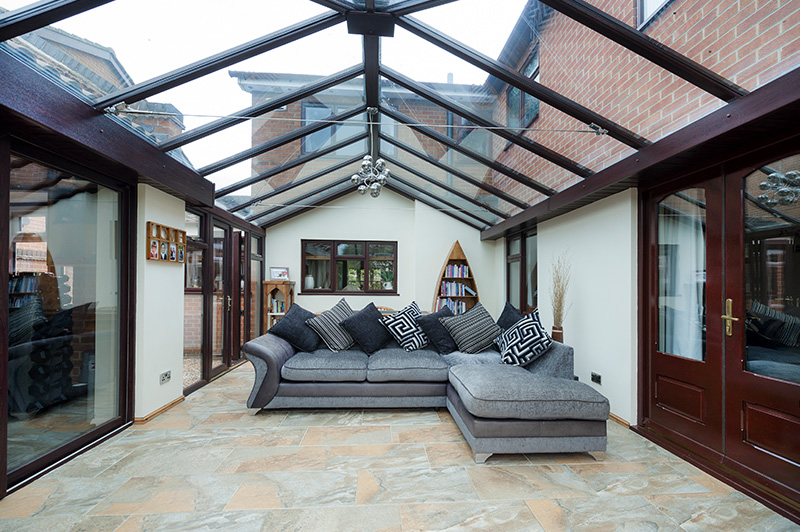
[550, 252, 571, 343]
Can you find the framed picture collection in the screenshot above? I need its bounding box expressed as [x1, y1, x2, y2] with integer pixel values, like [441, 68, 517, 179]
[147, 221, 186, 264]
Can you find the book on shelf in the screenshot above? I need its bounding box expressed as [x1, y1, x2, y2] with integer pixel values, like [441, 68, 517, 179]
[271, 299, 286, 314]
[435, 297, 467, 314]
[444, 264, 469, 278]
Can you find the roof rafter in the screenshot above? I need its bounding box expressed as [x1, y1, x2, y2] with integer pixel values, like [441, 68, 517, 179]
[248, 176, 352, 223]
[538, 0, 747, 102]
[198, 105, 366, 176]
[380, 133, 529, 210]
[261, 186, 357, 228]
[308, 0, 356, 13]
[0, 0, 113, 42]
[229, 155, 363, 213]
[396, 15, 650, 150]
[388, 0, 460, 17]
[381, 105, 556, 197]
[94, 11, 345, 110]
[159, 65, 364, 152]
[385, 183, 485, 231]
[390, 173, 494, 226]
[380, 65, 593, 178]
[216, 132, 367, 198]
[382, 154, 509, 220]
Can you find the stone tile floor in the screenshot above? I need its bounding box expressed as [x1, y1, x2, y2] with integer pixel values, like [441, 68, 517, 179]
[0, 362, 797, 531]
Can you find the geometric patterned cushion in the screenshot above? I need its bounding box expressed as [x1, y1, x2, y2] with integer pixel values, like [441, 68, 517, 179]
[305, 298, 355, 352]
[439, 302, 502, 354]
[495, 308, 553, 366]
[380, 301, 429, 351]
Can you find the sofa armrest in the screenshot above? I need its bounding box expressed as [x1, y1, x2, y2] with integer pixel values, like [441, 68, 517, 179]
[242, 333, 296, 409]
[523, 341, 574, 380]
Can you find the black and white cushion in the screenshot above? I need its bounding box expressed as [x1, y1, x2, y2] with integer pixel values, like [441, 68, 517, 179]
[305, 298, 355, 352]
[380, 301, 429, 351]
[439, 302, 502, 354]
[495, 308, 553, 366]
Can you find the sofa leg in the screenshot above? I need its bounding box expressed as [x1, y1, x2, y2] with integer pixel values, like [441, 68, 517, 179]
[474, 453, 492, 464]
[247, 408, 261, 416]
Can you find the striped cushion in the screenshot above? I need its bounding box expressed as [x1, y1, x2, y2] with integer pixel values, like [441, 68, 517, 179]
[381, 301, 429, 351]
[495, 309, 553, 366]
[305, 298, 355, 352]
[439, 302, 502, 354]
[750, 300, 800, 347]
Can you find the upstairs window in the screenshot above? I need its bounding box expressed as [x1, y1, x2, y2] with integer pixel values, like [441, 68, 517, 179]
[302, 240, 397, 294]
[639, 0, 673, 28]
[301, 102, 362, 155]
[507, 51, 540, 132]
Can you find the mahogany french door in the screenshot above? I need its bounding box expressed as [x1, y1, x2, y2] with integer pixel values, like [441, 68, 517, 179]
[644, 160, 800, 507]
[210, 223, 232, 378]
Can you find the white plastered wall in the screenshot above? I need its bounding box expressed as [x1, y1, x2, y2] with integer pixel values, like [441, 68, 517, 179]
[264, 190, 503, 316]
[537, 188, 639, 424]
[134, 184, 185, 419]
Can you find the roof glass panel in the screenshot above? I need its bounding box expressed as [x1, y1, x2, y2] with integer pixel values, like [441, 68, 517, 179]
[386, 180, 488, 229]
[381, 140, 523, 217]
[248, 177, 356, 226]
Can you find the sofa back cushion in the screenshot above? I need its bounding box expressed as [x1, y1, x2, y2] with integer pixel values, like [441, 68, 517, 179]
[380, 301, 429, 351]
[306, 298, 355, 352]
[439, 302, 501, 354]
[416, 307, 457, 354]
[269, 303, 321, 352]
[495, 308, 553, 366]
[341, 302, 393, 354]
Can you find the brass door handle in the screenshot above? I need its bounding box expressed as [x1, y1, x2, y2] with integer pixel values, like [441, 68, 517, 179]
[721, 298, 739, 336]
[227, 295, 232, 311]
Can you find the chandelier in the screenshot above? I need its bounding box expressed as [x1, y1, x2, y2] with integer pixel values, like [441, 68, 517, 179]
[351, 107, 390, 198]
[758, 170, 800, 206]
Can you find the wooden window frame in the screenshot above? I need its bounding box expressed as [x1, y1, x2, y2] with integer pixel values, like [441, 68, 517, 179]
[301, 239, 398, 295]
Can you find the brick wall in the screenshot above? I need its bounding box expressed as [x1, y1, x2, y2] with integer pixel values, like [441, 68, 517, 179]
[183, 293, 203, 354]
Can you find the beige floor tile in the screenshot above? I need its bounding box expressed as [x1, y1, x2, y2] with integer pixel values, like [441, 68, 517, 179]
[301, 425, 392, 445]
[568, 461, 711, 496]
[467, 465, 595, 500]
[426, 442, 530, 467]
[360, 409, 444, 425]
[216, 446, 328, 473]
[114, 511, 267, 531]
[326, 443, 429, 471]
[225, 471, 358, 510]
[0, 483, 57, 518]
[402, 501, 544, 531]
[391, 423, 465, 443]
[260, 506, 402, 532]
[281, 409, 363, 427]
[128, 414, 193, 431]
[526, 495, 681, 531]
[648, 492, 799, 531]
[206, 427, 307, 448]
[356, 467, 479, 505]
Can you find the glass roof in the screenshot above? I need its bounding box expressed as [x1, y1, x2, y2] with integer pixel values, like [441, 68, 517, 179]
[2, 0, 796, 228]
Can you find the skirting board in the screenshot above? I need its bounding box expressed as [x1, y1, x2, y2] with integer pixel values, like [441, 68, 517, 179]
[134, 396, 185, 424]
[609, 412, 630, 428]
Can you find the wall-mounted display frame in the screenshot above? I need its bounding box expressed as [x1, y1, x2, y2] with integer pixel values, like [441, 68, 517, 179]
[147, 222, 186, 264]
[270, 266, 289, 280]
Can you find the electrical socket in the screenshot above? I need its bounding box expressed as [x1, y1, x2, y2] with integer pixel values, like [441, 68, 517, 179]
[591, 372, 602, 385]
[160, 370, 171, 384]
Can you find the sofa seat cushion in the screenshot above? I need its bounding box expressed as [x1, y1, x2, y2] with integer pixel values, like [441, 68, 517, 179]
[367, 348, 449, 382]
[449, 365, 609, 421]
[281, 349, 368, 382]
[441, 350, 501, 367]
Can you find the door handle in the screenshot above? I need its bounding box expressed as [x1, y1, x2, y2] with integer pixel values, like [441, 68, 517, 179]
[227, 295, 232, 312]
[721, 298, 739, 336]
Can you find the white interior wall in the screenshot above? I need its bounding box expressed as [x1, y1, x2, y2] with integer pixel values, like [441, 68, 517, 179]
[538, 189, 639, 424]
[264, 190, 502, 316]
[134, 184, 185, 418]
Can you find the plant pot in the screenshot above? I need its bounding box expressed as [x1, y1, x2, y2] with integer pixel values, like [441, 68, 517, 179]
[551, 326, 564, 343]
[304, 275, 315, 290]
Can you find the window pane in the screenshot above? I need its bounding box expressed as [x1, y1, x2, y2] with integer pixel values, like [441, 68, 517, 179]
[337, 242, 364, 256]
[250, 259, 262, 340]
[509, 261, 521, 308]
[185, 247, 203, 289]
[304, 241, 331, 290]
[8, 157, 120, 472]
[369, 243, 395, 258]
[657, 189, 707, 361]
[526, 234, 538, 311]
[185, 212, 201, 239]
[337, 260, 364, 291]
[369, 260, 395, 290]
[508, 237, 521, 256]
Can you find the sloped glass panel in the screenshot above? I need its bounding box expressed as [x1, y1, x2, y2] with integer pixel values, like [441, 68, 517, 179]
[388, 180, 489, 229]
[382, 141, 523, 217]
[253, 181, 355, 226]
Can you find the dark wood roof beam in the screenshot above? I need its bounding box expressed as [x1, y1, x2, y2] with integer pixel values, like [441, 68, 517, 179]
[260, 186, 357, 229]
[388, 0, 460, 16]
[159, 65, 364, 152]
[380, 133, 529, 210]
[385, 183, 486, 230]
[247, 177, 351, 223]
[380, 65, 593, 177]
[380, 104, 556, 196]
[199, 106, 366, 176]
[382, 154, 509, 219]
[215, 132, 367, 198]
[94, 12, 345, 109]
[0, 0, 113, 42]
[396, 15, 649, 150]
[538, 0, 747, 102]
[229, 155, 363, 213]
[390, 173, 495, 226]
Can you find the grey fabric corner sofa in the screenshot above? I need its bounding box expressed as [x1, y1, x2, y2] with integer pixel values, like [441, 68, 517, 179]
[243, 331, 610, 463]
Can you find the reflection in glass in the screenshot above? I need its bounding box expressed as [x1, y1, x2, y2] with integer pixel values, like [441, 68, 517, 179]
[509, 261, 521, 309]
[250, 259, 262, 341]
[305, 241, 331, 290]
[657, 189, 706, 361]
[337, 260, 364, 291]
[743, 158, 800, 384]
[183, 246, 204, 389]
[212, 226, 227, 369]
[8, 157, 120, 472]
[526, 234, 538, 311]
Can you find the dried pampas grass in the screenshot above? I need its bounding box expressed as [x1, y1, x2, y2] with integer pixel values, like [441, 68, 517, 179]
[551, 252, 571, 328]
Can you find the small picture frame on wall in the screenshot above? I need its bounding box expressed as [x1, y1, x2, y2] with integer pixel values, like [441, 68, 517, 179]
[149, 239, 159, 260]
[177, 245, 185, 262]
[146, 222, 187, 264]
[169, 243, 177, 262]
[160, 241, 168, 261]
[270, 267, 289, 281]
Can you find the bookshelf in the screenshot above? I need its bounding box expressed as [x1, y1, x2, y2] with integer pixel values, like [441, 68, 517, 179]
[433, 241, 479, 315]
[9, 271, 62, 312]
[263, 280, 295, 330]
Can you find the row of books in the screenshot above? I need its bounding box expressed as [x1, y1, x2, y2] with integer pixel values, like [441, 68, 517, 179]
[444, 264, 469, 278]
[9, 272, 50, 293]
[439, 281, 476, 297]
[436, 297, 468, 315]
[271, 299, 286, 314]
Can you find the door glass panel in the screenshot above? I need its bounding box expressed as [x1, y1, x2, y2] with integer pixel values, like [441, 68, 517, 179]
[509, 261, 521, 309]
[183, 246, 203, 388]
[250, 259, 262, 340]
[743, 159, 800, 384]
[212, 226, 227, 370]
[8, 157, 121, 472]
[525, 234, 538, 312]
[657, 189, 707, 361]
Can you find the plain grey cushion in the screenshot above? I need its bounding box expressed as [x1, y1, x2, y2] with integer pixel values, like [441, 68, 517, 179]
[268, 303, 320, 352]
[449, 364, 609, 421]
[281, 349, 368, 382]
[441, 350, 502, 367]
[367, 348, 449, 382]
